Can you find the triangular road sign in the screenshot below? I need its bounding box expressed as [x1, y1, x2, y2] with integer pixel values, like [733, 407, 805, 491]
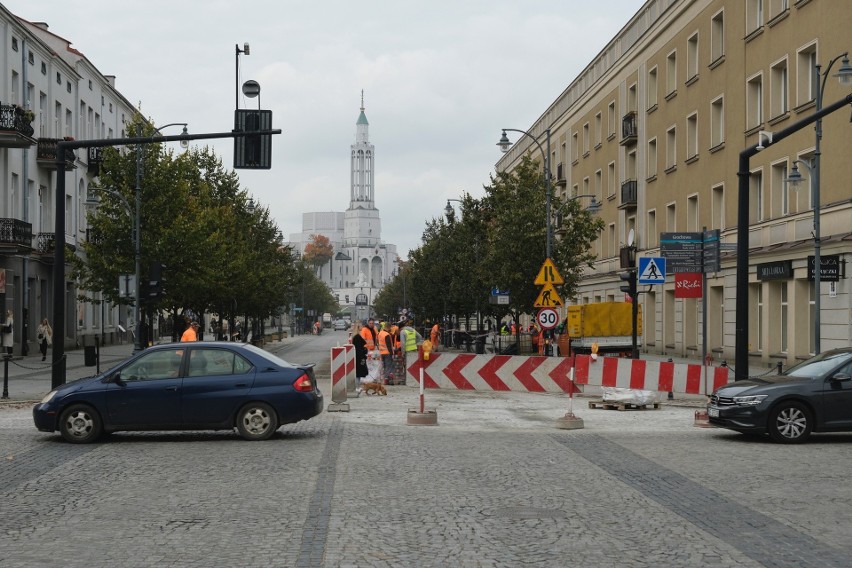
[534, 283, 564, 307]
[534, 258, 564, 285]
[638, 257, 666, 283]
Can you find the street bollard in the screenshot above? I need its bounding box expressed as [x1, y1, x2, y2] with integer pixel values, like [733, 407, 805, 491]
[2, 353, 9, 399]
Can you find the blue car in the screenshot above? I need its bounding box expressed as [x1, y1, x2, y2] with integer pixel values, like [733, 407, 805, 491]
[33, 342, 323, 443]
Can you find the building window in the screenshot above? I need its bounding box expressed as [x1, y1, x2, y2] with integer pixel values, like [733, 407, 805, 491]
[710, 96, 725, 147]
[582, 123, 590, 156]
[608, 223, 616, 258]
[66, 81, 72, 93]
[666, 126, 677, 170]
[627, 149, 637, 182]
[647, 66, 658, 109]
[711, 10, 725, 63]
[712, 184, 725, 229]
[647, 210, 657, 248]
[796, 43, 817, 107]
[749, 168, 763, 223]
[594, 112, 602, 147]
[41, 62, 46, 75]
[608, 161, 616, 197]
[666, 50, 677, 96]
[687, 195, 699, 231]
[746, 73, 763, 130]
[628, 83, 638, 112]
[770, 57, 789, 119]
[687, 32, 699, 81]
[571, 132, 579, 163]
[12, 37, 18, 51]
[770, 160, 789, 217]
[686, 113, 698, 160]
[666, 203, 676, 231]
[647, 138, 658, 178]
[89, 79, 93, 90]
[746, 0, 764, 35]
[607, 101, 616, 138]
[768, 0, 789, 20]
[56, 72, 62, 84]
[28, 51, 34, 65]
[595, 170, 602, 201]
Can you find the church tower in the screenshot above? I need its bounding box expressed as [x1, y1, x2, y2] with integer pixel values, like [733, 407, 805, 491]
[343, 92, 385, 294]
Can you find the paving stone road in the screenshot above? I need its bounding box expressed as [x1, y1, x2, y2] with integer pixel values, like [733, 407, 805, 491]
[1, 335, 850, 567]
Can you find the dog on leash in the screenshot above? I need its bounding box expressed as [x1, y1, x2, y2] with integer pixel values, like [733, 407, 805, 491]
[362, 381, 387, 396]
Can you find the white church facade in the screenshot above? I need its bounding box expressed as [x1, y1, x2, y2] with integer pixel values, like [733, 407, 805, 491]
[288, 98, 398, 316]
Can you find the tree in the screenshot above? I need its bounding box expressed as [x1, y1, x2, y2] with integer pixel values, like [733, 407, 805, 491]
[303, 234, 333, 277]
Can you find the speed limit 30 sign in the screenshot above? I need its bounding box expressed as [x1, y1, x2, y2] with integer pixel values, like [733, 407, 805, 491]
[536, 307, 560, 330]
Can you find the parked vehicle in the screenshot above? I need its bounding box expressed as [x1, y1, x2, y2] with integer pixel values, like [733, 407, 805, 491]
[33, 342, 323, 443]
[333, 319, 348, 331]
[707, 348, 852, 443]
[322, 313, 333, 328]
[565, 302, 642, 355]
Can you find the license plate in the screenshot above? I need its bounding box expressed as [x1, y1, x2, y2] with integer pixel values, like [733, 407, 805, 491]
[708, 407, 719, 418]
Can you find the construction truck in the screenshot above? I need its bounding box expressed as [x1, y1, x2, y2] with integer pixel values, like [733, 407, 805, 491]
[564, 302, 642, 356]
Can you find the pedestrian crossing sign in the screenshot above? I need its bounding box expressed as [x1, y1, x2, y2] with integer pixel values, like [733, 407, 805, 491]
[534, 283, 564, 307]
[638, 257, 666, 284]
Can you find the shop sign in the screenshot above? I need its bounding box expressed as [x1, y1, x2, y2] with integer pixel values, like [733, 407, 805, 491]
[757, 260, 792, 281]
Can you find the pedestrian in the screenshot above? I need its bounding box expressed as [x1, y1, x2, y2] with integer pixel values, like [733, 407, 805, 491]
[351, 320, 368, 395]
[377, 323, 394, 384]
[400, 319, 423, 375]
[361, 318, 377, 352]
[430, 322, 440, 352]
[2, 309, 13, 355]
[180, 319, 200, 342]
[36, 318, 53, 361]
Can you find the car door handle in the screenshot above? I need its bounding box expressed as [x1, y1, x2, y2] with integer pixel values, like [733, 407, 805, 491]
[165, 386, 179, 391]
[234, 383, 248, 388]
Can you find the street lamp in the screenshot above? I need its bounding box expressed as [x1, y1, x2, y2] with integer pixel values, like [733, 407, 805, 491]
[497, 127, 553, 258]
[444, 198, 463, 221]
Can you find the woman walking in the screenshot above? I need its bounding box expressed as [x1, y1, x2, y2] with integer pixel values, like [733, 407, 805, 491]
[2, 310, 13, 356]
[37, 318, 53, 361]
[351, 320, 368, 395]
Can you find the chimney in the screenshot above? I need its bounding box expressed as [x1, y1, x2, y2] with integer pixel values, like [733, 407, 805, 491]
[31, 22, 49, 31]
[105, 75, 116, 87]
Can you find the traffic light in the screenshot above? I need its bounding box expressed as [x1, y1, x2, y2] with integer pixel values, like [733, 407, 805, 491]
[234, 109, 272, 169]
[619, 269, 638, 300]
[148, 261, 166, 299]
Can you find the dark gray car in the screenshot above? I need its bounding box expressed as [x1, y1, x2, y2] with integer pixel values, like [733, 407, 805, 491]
[708, 348, 852, 443]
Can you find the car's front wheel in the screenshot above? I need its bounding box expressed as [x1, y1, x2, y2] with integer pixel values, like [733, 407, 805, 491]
[59, 404, 103, 444]
[236, 402, 278, 441]
[768, 401, 812, 443]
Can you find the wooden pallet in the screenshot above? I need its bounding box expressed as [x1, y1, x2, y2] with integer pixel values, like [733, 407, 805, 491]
[587, 399, 661, 411]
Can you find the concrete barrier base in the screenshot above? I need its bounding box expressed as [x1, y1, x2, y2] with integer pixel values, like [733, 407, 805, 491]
[407, 409, 438, 425]
[554, 413, 585, 430]
[327, 403, 350, 412]
[693, 409, 712, 428]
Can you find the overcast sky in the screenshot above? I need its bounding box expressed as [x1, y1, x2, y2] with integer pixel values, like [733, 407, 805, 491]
[7, 0, 645, 257]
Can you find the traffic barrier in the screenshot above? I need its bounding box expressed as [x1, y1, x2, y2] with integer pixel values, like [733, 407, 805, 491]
[405, 352, 731, 396]
[328, 346, 349, 411]
[343, 343, 355, 391]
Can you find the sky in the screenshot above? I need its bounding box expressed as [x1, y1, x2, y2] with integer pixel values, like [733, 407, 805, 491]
[6, 0, 645, 258]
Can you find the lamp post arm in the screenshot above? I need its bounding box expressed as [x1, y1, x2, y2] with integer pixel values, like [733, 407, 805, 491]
[501, 127, 548, 165]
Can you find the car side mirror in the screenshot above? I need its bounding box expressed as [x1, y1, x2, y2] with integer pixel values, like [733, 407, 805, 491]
[830, 372, 851, 382]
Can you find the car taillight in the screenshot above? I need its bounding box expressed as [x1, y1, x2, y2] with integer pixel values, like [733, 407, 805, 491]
[294, 374, 314, 392]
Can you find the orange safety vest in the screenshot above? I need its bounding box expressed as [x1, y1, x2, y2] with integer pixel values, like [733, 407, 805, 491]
[377, 329, 391, 355]
[361, 326, 376, 350]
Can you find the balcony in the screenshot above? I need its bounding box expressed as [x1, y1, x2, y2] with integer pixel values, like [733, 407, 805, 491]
[555, 163, 567, 187]
[0, 218, 33, 254]
[0, 103, 36, 148]
[619, 179, 638, 209]
[36, 138, 77, 170]
[620, 111, 637, 146]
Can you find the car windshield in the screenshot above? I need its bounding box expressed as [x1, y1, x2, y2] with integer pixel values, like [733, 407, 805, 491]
[786, 351, 852, 378]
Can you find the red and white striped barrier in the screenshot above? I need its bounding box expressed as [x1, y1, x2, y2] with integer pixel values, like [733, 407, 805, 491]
[330, 346, 348, 404]
[406, 353, 731, 396]
[343, 343, 355, 391]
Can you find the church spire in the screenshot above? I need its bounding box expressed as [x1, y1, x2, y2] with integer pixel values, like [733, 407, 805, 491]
[351, 91, 374, 205]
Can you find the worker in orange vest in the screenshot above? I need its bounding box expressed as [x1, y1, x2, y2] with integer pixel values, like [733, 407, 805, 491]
[377, 325, 393, 383]
[361, 318, 377, 352]
[430, 322, 440, 352]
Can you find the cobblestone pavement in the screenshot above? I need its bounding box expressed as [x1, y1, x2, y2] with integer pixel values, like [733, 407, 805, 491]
[1, 334, 849, 567]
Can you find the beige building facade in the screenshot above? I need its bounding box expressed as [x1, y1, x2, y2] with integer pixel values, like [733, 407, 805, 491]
[497, 0, 852, 368]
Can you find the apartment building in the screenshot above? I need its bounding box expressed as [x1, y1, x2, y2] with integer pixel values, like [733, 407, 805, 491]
[0, 4, 138, 352]
[496, 0, 852, 367]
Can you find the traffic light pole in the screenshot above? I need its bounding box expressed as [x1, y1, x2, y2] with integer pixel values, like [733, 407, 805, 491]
[51, 128, 281, 390]
[619, 267, 639, 359]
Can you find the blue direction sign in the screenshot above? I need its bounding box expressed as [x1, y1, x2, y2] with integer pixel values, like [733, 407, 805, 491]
[638, 257, 666, 284]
